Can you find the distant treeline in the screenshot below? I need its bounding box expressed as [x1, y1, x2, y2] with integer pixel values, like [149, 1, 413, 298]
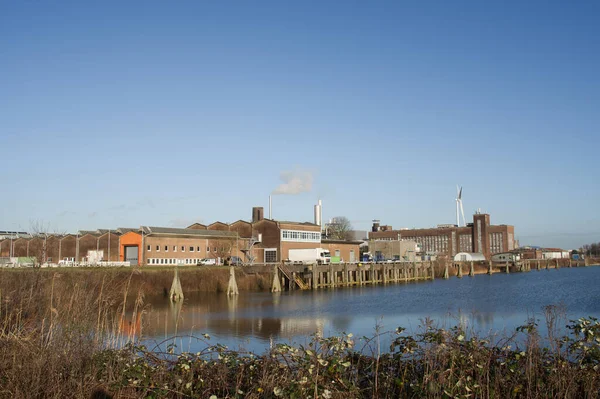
[580, 242, 600, 256]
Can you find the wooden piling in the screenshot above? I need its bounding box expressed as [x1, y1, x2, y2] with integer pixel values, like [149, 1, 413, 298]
[469, 261, 475, 277]
[444, 261, 449, 279]
[227, 266, 239, 296]
[169, 268, 184, 302]
[271, 264, 282, 293]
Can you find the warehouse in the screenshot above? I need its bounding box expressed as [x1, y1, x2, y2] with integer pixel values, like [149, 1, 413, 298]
[119, 227, 245, 266]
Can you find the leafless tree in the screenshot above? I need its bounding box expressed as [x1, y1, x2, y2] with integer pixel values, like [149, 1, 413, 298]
[29, 220, 66, 266]
[207, 238, 236, 264]
[327, 216, 354, 241]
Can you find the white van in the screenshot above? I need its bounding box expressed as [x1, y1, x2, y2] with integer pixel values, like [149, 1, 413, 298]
[198, 258, 217, 266]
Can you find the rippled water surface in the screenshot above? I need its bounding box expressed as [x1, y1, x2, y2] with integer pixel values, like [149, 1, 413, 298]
[141, 266, 600, 353]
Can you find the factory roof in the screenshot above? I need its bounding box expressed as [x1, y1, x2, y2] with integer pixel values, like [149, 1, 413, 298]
[141, 226, 238, 238]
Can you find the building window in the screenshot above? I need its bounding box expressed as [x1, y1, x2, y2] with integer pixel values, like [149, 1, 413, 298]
[197, 246, 201, 252]
[147, 245, 151, 251]
[335, 250, 340, 257]
[265, 249, 277, 263]
[281, 229, 321, 243]
[181, 246, 185, 252]
[156, 245, 160, 251]
[165, 246, 168, 252]
[189, 246, 194, 252]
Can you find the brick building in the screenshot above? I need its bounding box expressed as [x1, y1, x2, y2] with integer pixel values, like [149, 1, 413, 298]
[369, 212, 515, 260]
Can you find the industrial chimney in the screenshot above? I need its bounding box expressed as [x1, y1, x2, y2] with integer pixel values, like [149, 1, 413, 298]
[314, 199, 322, 227]
[252, 207, 264, 223]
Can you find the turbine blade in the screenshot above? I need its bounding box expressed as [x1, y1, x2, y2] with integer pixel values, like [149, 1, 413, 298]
[458, 187, 462, 200]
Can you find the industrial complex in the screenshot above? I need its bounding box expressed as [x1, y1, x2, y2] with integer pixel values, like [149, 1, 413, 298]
[0, 193, 574, 267]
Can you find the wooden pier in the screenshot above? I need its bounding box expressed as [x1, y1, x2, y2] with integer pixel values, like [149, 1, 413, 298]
[242, 257, 595, 292]
[265, 261, 435, 291]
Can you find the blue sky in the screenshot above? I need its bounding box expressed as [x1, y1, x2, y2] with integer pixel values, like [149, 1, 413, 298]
[1, 1, 599, 249]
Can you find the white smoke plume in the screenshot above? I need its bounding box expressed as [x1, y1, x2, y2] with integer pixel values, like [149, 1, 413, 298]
[272, 169, 314, 195]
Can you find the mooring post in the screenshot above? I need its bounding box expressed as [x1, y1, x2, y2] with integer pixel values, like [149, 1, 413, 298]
[413, 261, 418, 280]
[488, 260, 493, 275]
[227, 266, 239, 296]
[443, 261, 449, 279]
[469, 261, 475, 277]
[169, 268, 184, 302]
[329, 264, 334, 288]
[556, 259, 560, 269]
[536, 260, 540, 271]
[271, 264, 282, 293]
[457, 263, 463, 278]
[430, 261, 435, 280]
[505, 261, 510, 274]
[546, 260, 549, 270]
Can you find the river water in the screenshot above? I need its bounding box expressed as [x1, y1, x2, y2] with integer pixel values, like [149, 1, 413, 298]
[140, 266, 600, 354]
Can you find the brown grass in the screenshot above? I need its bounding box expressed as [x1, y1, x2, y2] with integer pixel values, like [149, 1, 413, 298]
[1, 268, 599, 398]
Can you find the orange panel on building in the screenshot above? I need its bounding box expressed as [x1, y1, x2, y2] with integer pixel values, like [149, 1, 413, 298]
[119, 231, 142, 264]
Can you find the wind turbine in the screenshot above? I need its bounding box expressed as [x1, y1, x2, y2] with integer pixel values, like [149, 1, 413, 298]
[455, 186, 466, 227]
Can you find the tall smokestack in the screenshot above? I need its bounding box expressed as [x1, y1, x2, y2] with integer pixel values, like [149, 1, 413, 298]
[314, 199, 322, 227]
[269, 195, 272, 219]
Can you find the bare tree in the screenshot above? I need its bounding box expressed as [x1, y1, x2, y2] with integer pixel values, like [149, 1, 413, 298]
[29, 220, 66, 266]
[327, 216, 354, 241]
[207, 238, 236, 264]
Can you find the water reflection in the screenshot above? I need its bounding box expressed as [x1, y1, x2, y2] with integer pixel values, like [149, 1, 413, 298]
[140, 267, 600, 353]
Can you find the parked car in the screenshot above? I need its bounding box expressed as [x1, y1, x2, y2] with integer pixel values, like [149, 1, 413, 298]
[225, 256, 243, 266]
[198, 258, 217, 266]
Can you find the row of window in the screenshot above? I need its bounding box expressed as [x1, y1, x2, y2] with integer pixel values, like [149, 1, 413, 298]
[147, 245, 216, 253]
[147, 258, 205, 265]
[281, 230, 321, 243]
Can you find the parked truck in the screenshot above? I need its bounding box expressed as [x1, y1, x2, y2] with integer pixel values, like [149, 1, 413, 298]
[288, 248, 331, 265]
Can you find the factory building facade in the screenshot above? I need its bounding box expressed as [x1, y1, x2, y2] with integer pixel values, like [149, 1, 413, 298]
[369, 212, 515, 260]
[1, 205, 359, 266]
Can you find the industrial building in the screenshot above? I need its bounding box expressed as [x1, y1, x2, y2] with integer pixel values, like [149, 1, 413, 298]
[369, 212, 516, 260]
[1, 203, 360, 266]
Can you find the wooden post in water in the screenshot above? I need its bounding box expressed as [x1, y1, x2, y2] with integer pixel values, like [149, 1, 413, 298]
[546, 260, 549, 270]
[488, 260, 493, 275]
[536, 260, 540, 271]
[457, 262, 463, 278]
[505, 261, 510, 274]
[227, 266, 239, 296]
[556, 259, 560, 269]
[169, 268, 184, 302]
[343, 263, 348, 284]
[443, 261, 449, 279]
[383, 264, 387, 284]
[469, 261, 475, 277]
[271, 264, 282, 293]
[430, 261, 435, 280]
[414, 261, 418, 280]
[329, 264, 334, 288]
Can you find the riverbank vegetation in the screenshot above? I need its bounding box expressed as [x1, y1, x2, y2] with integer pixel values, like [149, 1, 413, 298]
[1, 269, 599, 398]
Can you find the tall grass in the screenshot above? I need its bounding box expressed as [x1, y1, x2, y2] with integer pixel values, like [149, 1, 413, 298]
[0, 269, 599, 398]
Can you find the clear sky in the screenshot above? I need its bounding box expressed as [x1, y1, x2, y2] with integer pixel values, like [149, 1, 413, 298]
[1, 1, 599, 249]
